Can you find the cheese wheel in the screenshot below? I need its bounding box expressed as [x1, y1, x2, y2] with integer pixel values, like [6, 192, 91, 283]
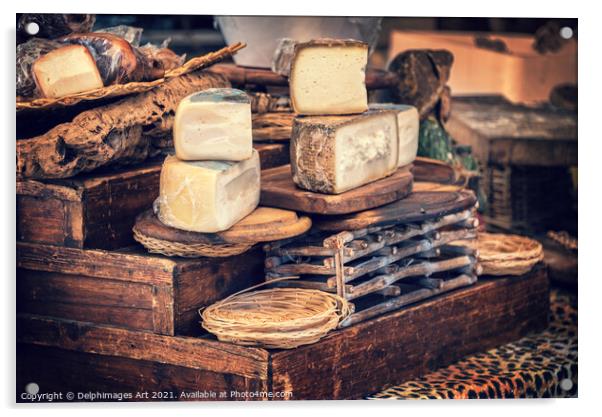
[156, 150, 260, 233]
[32, 44, 103, 98]
[369, 103, 419, 167]
[289, 39, 368, 115]
[174, 88, 252, 161]
[291, 111, 399, 194]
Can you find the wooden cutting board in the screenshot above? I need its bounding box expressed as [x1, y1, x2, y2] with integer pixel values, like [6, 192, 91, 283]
[134, 207, 312, 245]
[260, 165, 414, 215]
[313, 190, 477, 231]
[412, 157, 460, 184]
[411, 157, 466, 192]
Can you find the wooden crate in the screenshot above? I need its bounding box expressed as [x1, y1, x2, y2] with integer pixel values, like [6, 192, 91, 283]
[16, 242, 264, 336]
[16, 265, 549, 401]
[486, 164, 575, 233]
[16, 143, 290, 250]
[388, 30, 577, 104]
[446, 97, 577, 233]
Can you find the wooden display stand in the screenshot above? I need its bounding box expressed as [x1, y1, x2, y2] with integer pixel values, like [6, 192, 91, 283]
[16, 242, 264, 336]
[17, 143, 290, 250]
[260, 165, 414, 215]
[16, 266, 549, 401]
[263, 191, 480, 326]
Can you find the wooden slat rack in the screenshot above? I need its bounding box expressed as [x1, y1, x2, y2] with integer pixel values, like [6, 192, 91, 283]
[263, 207, 481, 327]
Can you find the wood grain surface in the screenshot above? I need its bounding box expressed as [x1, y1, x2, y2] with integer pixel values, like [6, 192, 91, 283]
[261, 165, 413, 215]
[17, 266, 548, 400]
[313, 190, 477, 232]
[134, 207, 311, 245]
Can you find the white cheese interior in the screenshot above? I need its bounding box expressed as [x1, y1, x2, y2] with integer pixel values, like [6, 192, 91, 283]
[291, 45, 368, 115]
[157, 150, 260, 233]
[334, 113, 399, 193]
[174, 95, 252, 161]
[395, 106, 419, 167]
[33, 45, 104, 98]
[370, 104, 420, 167]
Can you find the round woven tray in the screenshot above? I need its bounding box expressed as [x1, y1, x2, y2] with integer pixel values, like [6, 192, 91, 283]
[201, 288, 351, 349]
[133, 207, 311, 258]
[133, 227, 252, 258]
[460, 233, 544, 276]
[17, 42, 245, 112]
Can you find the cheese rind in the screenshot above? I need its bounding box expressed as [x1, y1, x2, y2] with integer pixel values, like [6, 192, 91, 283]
[156, 150, 260, 233]
[32, 45, 104, 98]
[291, 111, 399, 194]
[174, 88, 253, 161]
[290, 39, 368, 115]
[369, 103, 419, 167]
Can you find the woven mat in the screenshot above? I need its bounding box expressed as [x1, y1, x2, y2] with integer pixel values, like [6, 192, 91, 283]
[368, 288, 577, 399]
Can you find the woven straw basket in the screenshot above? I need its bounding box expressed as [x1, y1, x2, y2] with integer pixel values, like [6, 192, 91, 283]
[461, 232, 544, 276]
[201, 287, 352, 349]
[132, 226, 252, 258]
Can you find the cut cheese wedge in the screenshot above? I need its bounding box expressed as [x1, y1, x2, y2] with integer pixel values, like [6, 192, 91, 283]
[32, 44, 104, 98]
[291, 111, 399, 194]
[174, 88, 253, 161]
[369, 103, 419, 167]
[156, 150, 260, 233]
[290, 39, 368, 115]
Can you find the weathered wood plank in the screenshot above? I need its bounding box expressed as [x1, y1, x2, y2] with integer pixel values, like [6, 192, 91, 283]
[446, 96, 577, 166]
[261, 165, 413, 215]
[17, 344, 268, 402]
[17, 242, 177, 285]
[17, 314, 270, 380]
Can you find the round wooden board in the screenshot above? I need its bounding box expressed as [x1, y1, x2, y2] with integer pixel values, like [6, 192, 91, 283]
[134, 207, 312, 245]
[411, 157, 462, 185]
[313, 190, 477, 232]
[260, 165, 414, 215]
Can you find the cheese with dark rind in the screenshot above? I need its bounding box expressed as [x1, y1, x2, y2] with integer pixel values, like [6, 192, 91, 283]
[369, 103, 419, 167]
[32, 44, 104, 98]
[156, 150, 260, 233]
[60, 32, 163, 84]
[290, 111, 399, 194]
[289, 39, 368, 115]
[174, 88, 253, 161]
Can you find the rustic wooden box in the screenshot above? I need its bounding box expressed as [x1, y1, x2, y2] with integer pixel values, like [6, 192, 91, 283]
[446, 97, 577, 233]
[17, 242, 264, 336]
[17, 143, 290, 250]
[17, 266, 548, 401]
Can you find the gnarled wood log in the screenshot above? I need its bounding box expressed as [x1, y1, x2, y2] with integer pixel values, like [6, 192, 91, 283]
[17, 70, 229, 179]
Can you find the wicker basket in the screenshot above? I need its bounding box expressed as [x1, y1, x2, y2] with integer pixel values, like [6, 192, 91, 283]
[460, 232, 544, 276]
[132, 226, 252, 258]
[201, 287, 351, 349]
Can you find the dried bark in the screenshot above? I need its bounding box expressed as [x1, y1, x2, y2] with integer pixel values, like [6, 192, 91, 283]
[17, 70, 230, 179]
[387, 49, 453, 119]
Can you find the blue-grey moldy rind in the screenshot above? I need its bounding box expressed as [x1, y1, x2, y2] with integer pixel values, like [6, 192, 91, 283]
[188, 88, 250, 104]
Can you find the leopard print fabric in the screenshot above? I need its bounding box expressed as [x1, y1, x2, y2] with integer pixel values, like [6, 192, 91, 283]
[368, 289, 577, 399]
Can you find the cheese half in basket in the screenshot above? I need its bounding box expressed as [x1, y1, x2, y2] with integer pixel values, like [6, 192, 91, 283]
[156, 150, 260, 233]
